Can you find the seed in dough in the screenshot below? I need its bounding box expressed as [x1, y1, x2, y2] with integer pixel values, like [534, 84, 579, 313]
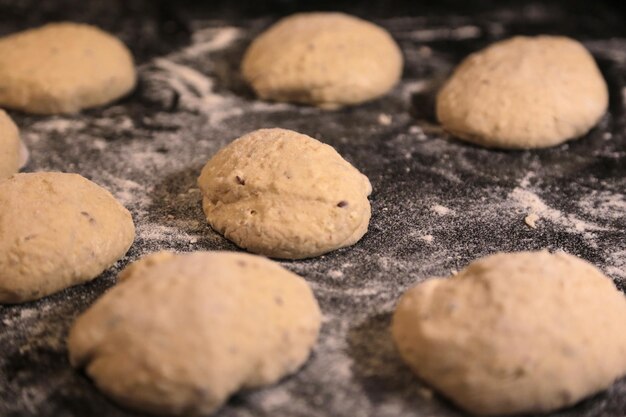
[0, 110, 25, 178]
[392, 250, 626, 415]
[0, 22, 136, 114]
[436, 36, 608, 149]
[197, 128, 372, 259]
[68, 251, 321, 416]
[242, 12, 403, 109]
[0, 172, 135, 303]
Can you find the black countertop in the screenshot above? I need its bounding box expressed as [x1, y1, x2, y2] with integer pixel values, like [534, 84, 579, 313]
[1, 1, 625, 416]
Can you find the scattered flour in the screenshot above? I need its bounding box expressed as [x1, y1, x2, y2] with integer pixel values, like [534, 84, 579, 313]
[431, 204, 453, 216]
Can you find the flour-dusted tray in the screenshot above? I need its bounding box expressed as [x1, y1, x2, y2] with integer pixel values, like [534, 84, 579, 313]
[1, 1, 625, 416]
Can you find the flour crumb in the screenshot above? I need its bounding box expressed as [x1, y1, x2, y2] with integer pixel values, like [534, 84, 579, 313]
[420, 234, 434, 243]
[431, 204, 453, 216]
[378, 113, 392, 126]
[329, 270, 344, 279]
[525, 213, 540, 229]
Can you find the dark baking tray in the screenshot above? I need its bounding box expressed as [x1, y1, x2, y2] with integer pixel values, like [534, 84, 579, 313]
[1, 1, 625, 416]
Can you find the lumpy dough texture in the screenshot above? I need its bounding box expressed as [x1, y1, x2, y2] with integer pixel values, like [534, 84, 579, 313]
[392, 251, 626, 415]
[68, 251, 321, 416]
[436, 36, 608, 149]
[242, 12, 403, 108]
[0, 22, 136, 114]
[0, 110, 21, 178]
[0, 172, 135, 303]
[197, 128, 372, 259]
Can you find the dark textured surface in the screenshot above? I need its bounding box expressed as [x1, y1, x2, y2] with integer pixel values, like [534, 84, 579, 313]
[1, 1, 625, 416]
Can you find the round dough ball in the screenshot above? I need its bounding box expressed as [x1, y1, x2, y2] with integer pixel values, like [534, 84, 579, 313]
[68, 251, 321, 416]
[242, 12, 403, 108]
[0, 23, 136, 114]
[436, 36, 608, 149]
[0, 110, 22, 178]
[0, 172, 135, 303]
[392, 251, 626, 415]
[197, 128, 372, 259]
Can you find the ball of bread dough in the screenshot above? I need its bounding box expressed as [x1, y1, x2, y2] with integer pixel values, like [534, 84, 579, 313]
[242, 12, 403, 108]
[0, 23, 136, 114]
[0, 172, 135, 303]
[392, 250, 626, 415]
[436, 36, 608, 149]
[68, 251, 321, 416]
[197, 128, 372, 259]
[0, 110, 22, 178]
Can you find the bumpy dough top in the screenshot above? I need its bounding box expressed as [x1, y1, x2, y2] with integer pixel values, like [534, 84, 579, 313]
[0, 22, 136, 114]
[0, 110, 21, 178]
[0, 172, 135, 303]
[68, 251, 321, 416]
[392, 251, 626, 415]
[242, 12, 403, 108]
[197, 128, 372, 259]
[436, 36, 608, 149]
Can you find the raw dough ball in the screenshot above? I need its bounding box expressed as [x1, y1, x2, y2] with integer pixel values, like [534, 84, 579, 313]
[0, 22, 136, 114]
[68, 251, 321, 416]
[392, 251, 626, 415]
[0, 110, 22, 178]
[0, 172, 135, 303]
[197, 128, 372, 259]
[242, 12, 403, 108]
[436, 36, 608, 149]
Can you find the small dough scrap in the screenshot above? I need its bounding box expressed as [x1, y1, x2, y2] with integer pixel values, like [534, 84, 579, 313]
[0, 172, 135, 303]
[0, 22, 136, 114]
[68, 251, 321, 416]
[197, 128, 372, 259]
[0, 110, 22, 178]
[436, 36, 608, 149]
[242, 12, 403, 108]
[392, 251, 626, 415]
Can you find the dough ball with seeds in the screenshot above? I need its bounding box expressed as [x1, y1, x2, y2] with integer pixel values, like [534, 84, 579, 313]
[0, 110, 26, 178]
[68, 251, 321, 416]
[392, 250, 626, 415]
[436, 36, 608, 149]
[242, 12, 403, 108]
[197, 128, 372, 259]
[0, 23, 136, 114]
[0, 172, 135, 303]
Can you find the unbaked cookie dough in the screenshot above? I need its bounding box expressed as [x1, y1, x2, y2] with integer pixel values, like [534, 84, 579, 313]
[242, 12, 403, 108]
[0, 22, 136, 114]
[197, 128, 372, 259]
[0, 172, 135, 303]
[392, 251, 626, 415]
[68, 251, 321, 416]
[0, 110, 24, 178]
[436, 36, 608, 149]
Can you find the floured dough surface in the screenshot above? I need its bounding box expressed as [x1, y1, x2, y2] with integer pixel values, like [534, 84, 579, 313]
[0, 172, 135, 303]
[436, 36, 608, 149]
[68, 251, 321, 416]
[0, 110, 22, 178]
[392, 250, 626, 415]
[0, 22, 136, 114]
[197, 128, 372, 259]
[242, 12, 403, 108]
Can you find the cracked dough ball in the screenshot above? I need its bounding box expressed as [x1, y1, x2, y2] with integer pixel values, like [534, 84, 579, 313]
[197, 128, 372, 259]
[436, 36, 608, 149]
[242, 12, 403, 108]
[0, 22, 136, 114]
[0, 172, 135, 303]
[68, 251, 321, 416]
[0, 110, 23, 178]
[392, 251, 626, 415]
